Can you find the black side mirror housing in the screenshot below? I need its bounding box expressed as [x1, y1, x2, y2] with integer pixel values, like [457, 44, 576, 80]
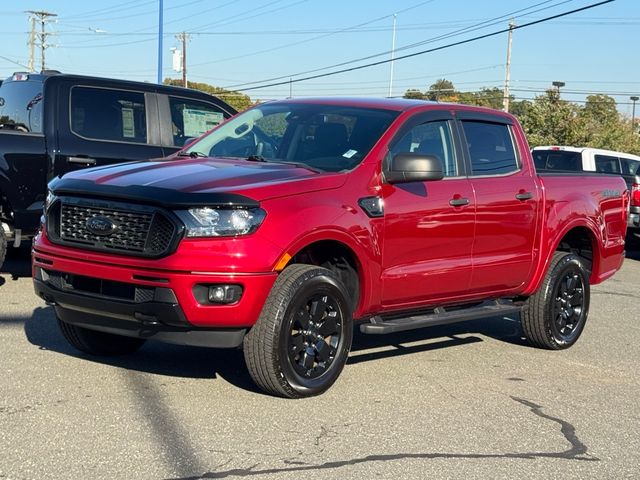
[385, 153, 445, 184]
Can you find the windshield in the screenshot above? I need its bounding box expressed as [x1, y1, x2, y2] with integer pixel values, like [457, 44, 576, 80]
[185, 102, 399, 172]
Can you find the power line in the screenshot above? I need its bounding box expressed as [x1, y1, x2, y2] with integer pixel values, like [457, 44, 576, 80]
[189, 0, 438, 69]
[221, 0, 568, 90]
[0, 53, 29, 70]
[232, 0, 614, 93]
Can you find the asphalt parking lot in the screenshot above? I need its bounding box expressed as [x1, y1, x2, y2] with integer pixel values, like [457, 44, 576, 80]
[1, 246, 639, 480]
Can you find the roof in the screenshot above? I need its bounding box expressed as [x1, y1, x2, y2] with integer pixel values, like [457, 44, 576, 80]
[264, 96, 515, 119]
[533, 145, 640, 160]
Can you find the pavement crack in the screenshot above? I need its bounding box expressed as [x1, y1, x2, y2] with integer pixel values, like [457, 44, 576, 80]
[510, 396, 593, 460]
[165, 396, 598, 479]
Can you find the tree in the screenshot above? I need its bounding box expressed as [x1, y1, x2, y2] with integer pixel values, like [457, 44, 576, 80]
[164, 78, 253, 111]
[406, 79, 640, 154]
[426, 79, 456, 102]
[404, 88, 427, 100]
[577, 94, 640, 154]
[515, 89, 584, 146]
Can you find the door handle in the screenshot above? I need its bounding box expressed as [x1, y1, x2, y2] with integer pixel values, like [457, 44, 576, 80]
[449, 197, 470, 207]
[515, 191, 533, 201]
[68, 156, 97, 165]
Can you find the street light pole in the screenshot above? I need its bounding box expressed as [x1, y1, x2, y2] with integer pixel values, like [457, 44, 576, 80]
[631, 96, 639, 132]
[552, 80, 565, 98]
[157, 0, 163, 85]
[388, 14, 397, 98]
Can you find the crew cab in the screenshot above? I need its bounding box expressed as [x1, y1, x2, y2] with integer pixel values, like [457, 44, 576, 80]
[0, 71, 236, 268]
[532, 145, 640, 239]
[32, 98, 628, 398]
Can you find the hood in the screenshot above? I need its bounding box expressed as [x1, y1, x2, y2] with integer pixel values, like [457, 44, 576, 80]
[50, 157, 347, 206]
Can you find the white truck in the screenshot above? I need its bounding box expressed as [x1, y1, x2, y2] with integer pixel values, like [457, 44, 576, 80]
[532, 146, 640, 240]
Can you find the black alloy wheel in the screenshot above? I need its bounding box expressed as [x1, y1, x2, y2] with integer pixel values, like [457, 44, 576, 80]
[286, 292, 343, 380]
[521, 252, 590, 350]
[244, 264, 353, 398]
[551, 269, 586, 343]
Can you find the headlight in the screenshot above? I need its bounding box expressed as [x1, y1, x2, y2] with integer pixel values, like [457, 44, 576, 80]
[175, 207, 266, 237]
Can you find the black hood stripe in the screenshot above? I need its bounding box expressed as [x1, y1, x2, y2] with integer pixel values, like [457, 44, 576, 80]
[49, 177, 259, 209]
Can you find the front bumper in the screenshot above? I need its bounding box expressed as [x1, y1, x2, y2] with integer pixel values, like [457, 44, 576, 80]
[33, 274, 245, 348]
[32, 242, 279, 331]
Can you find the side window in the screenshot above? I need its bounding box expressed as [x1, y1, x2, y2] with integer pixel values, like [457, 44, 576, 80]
[594, 154, 621, 174]
[70, 87, 147, 143]
[389, 120, 458, 177]
[532, 150, 582, 171]
[462, 121, 518, 176]
[620, 157, 640, 176]
[0, 81, 43, 133]
[169, 97, 226, 146]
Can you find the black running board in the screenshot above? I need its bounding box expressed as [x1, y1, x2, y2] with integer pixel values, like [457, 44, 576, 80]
[360, 300, 522, 334]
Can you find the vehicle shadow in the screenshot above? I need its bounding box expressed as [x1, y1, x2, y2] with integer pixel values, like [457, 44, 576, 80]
[23, 305, 264, 394]
[24, 303, 527, 395]
[349, 313, 526, 364]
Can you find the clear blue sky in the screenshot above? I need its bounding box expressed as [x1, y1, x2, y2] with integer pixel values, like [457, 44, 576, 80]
[0, 0, 638, 115]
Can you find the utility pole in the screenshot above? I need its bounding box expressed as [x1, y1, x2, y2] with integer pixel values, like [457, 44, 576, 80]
[176, 32, 190, 87]
[631, 96, 639, 132]
[502, 20, 515, 112]
[26, 11, 57, 71]
[157, 0, 163, 84]
[27, 15, 36, 72]
[388, 14, 397, 98]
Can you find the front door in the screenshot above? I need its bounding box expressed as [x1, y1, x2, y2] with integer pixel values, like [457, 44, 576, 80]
[381, 116, 475, 307]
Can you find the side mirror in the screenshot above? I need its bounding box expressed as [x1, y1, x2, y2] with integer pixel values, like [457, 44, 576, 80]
[385, 153, 445, 184]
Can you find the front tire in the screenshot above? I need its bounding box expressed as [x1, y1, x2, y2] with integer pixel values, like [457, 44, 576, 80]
[57, 317, 146, 356]
[244, 264, 353, 398]
[521, 252, 590, 350]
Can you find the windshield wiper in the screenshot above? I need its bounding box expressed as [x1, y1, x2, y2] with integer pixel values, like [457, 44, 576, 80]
[245, 155, 322, 173]
[275, 161, 323, 173]
[177, 151, 207, 158]
[246, 154, 268, 162]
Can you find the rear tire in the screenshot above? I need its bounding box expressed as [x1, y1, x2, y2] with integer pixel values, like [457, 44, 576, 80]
[57, 317, 146, 356]
[521, 252, 590, 350]
[244, 264, 353, 398]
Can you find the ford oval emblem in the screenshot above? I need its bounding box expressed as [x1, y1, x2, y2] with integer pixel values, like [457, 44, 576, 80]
[86, 216, 117, 236]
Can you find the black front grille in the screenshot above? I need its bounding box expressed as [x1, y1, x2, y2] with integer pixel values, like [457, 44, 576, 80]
[48, 198, 181, 257]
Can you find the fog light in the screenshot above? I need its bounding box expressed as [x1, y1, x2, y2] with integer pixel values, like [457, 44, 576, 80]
[208, 285, 243, 304]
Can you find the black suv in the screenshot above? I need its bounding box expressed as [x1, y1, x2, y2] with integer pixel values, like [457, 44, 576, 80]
[0, 71, 237, 267]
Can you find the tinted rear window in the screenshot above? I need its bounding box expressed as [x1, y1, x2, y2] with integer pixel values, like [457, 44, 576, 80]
[0, 80, 43, 133]
[462, 121, 518, 176]
[70, 86, 147, 143]
[532, 150, 582, 171]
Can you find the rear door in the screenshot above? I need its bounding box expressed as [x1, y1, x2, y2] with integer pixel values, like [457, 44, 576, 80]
[381, 111, 475, 306]
[458, 113, 539, 294]
[51, 79, 165, 177]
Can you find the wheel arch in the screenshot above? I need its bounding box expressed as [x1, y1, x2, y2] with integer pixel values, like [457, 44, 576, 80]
[525, 221, 600, 295]
[275, 230, 377, 317]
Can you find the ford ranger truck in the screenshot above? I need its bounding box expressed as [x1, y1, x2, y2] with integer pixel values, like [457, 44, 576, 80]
[32, 98, 628, 398]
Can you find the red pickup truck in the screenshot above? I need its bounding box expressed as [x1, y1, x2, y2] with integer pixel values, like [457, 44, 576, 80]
[32, 98, 628, 398]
